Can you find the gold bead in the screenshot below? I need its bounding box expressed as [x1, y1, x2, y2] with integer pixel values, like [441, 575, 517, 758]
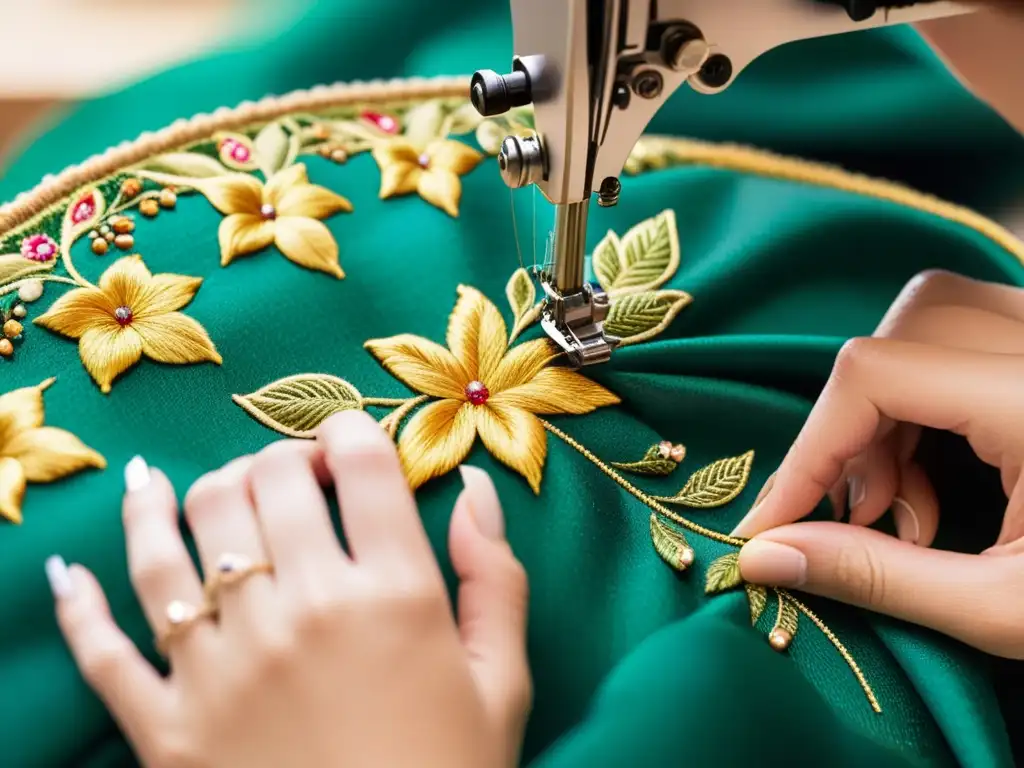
[112, 216, 135, 234]
[12, 305, 27, 319]
[140, 199, 160, 217]
[3, 319, 23, 339]
[768, 628, 793, 652]
[330, 148, 349, 164]
[121, 178, 142, 198]
[0, 339, 12, 357]
[114, 234, 135, 250]
[658, 440, 673, 459]
[670, 444, 686, 463]
[311, 123, 330, 140]
[104, 232, 115, 243]
[159, 189, 178, 209]
[91, 238, 109, 255]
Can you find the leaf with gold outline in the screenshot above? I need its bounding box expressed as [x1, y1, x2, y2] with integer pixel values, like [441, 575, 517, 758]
[233, 374, 363, 438]
[62, 187, 106, 243]
[140, 153, 230, 178]
[604, 289, 691, 346]
[705, 552, 742, 595]
[773, 592, 800, 641]
[404, 100, 447, 143]
[505, 268, 536, 326]
[649, 514, 694, 572]
[254, 121, 299, 178]
[592, 210, 680, 296]
[654, 450, 754, 509]
[0, 253, 53, 284]
[746, 584, 768, 625]
[611, 444, 679, 476]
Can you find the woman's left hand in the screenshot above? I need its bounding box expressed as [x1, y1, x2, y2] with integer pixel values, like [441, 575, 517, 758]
[47, 411, 532, 768]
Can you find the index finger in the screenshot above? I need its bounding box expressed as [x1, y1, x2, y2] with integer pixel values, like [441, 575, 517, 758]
[731, 338, 1023, 538]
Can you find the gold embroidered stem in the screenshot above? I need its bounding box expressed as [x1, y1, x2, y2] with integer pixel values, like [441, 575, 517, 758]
[377, 394, 430, 437]
[106, 189, 163, 218]
[779, 589, 882, 714]
[58, 236, 94, 290]
[507, 302, 542, 344]
[543, 418, 881, 714]
[0, 275, 79, 299]
[362, 397, 416, 407]
[541, 419, 744, 546]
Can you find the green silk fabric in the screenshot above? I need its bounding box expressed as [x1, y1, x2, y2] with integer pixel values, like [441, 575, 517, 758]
[1, 3, 1023, 767]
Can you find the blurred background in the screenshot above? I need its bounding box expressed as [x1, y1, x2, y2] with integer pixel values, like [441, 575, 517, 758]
[0, 0, 292, 165]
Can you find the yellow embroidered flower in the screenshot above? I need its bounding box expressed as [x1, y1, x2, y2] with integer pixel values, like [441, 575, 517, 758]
[34, 256, 221, 394]
[365, 285, 620, 492]
[0, 378, 106, 524]
[372, 139, 483, 217]
[195, 163, 352, 277]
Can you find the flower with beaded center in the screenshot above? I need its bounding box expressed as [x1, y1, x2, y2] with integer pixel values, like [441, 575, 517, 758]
[187, 163, 352, 278]
[371, 138, 483, 217]
[0, 378, 106, 524]
[34, 256, 222, 394]
[365, 285, 620, 493]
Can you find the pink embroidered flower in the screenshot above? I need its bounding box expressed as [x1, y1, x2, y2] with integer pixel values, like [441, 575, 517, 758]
[221, 138, 252, 165]
[20, 234, 58, 263]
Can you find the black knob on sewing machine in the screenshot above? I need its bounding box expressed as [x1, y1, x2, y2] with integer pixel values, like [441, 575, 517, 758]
[470, 68, 532, 117]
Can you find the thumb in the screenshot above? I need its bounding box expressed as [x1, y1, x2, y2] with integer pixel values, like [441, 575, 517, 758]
[449, 465, 532, 753]
[738, 521, 1024, 659]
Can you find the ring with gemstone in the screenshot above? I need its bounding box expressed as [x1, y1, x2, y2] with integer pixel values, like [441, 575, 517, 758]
[203, 553, 275, 601]
[155, 599, 216, 655]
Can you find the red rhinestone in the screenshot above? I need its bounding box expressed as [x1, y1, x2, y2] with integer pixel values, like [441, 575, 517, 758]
[465, 380, 489, 405]
[114, 306, 133, 327]
[260, 204, 277, 220]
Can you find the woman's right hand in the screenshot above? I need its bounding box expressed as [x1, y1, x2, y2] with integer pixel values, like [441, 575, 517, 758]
[732, 269, 1024, 659]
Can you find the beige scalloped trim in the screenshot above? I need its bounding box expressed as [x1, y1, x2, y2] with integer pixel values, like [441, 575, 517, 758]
[0, 75, 470, 231]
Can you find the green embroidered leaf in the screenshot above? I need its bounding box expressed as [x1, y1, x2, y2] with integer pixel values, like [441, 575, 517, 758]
[140, 152, 230, 178]
[745, 584, 768, 625]
[654, 450, 754, 509]
[505, 268, 536, 324]
[611, 445, 679, 476]
[705, 552, 742, 595]
[442, 102, 485, 136]
[649, 514, 694, 572]
[233, 374, 363, 438]
[404, 100, 447, 143]
[254, 122, 297, 178]
[592, 210, 680, 295]
[772, 592, 800, 643]
[603, 289, 691, 346]
[0, 253, 52, 284]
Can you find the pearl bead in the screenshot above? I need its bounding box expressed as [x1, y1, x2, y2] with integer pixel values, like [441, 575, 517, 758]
[658, 440, 672, 459]
[678, 547, 695, 569]
[17, 280, 44, 303]
[670, 444, 686, 462]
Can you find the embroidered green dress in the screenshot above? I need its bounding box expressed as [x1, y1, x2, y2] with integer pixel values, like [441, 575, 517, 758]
[1, 2, 1023, 766]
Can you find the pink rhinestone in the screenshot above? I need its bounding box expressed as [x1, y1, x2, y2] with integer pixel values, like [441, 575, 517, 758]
[114, 306, 133, 326]
[232, 145, 251, 162]
[465, 380, 489, 406]
[418, 153, 430, 168]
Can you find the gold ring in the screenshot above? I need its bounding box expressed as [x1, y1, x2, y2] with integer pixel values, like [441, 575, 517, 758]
[155, 599, 216, 655]
[203, 553, 274, 601]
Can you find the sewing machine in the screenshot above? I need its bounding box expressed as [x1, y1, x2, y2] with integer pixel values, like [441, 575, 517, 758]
[470, 0, 981, 367]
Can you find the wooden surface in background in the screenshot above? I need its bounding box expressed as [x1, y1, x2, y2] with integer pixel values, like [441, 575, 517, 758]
[0, 0, 246, 167]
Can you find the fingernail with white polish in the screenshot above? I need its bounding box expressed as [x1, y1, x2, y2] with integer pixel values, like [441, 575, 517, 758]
[847, 476, 866, 511]
[45, 555, 74, 600]
[892, 497, 920, 544]
[124, 456, 151, 493]
[459, 465, 505, 541]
